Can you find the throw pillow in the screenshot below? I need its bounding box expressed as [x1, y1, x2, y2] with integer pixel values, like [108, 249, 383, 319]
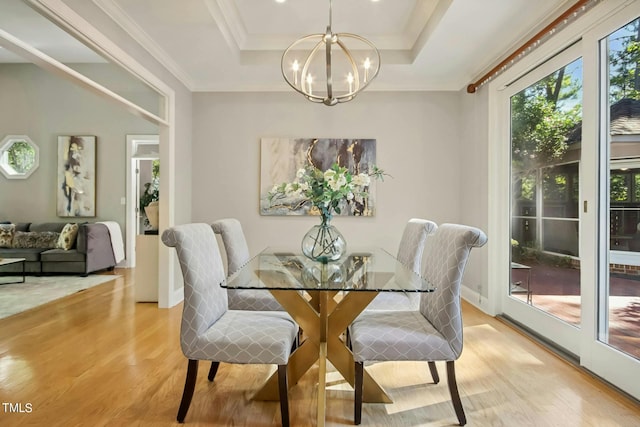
[0, 224, 15, 248]
[14, 222, 31, 232]
[12, 231, 60, 249]
[57, 223, 79, 250]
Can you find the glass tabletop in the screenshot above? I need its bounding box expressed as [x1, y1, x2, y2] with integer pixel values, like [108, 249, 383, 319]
[221, 247, 435, 292]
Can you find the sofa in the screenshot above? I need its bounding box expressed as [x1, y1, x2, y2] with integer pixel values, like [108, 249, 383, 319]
[0, 222, 117, 275]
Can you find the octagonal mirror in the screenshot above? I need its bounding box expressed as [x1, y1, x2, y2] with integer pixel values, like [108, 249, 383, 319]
[0, 135, 39, 179]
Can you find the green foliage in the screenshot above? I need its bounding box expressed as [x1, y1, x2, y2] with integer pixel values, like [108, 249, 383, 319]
[511, 63, 582, 169]
[609, 18, 640, 102]
[6, 140, 35, 173]
[139, 182, 159, 211]
[140, 159, 160, 211]
[520, 174, 536, 200]
[370, 165, 390, 181]
[610, 173, 629, 201]
[512, 17, 639, 148]
[542, 171, 567, 200]
[520, 245, 574, 268]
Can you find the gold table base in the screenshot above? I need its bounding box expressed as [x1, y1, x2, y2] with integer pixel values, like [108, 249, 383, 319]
[253, 288, 391, 427]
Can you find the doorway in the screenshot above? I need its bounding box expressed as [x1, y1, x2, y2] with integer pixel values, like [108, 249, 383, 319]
[126, 134, 159, 268]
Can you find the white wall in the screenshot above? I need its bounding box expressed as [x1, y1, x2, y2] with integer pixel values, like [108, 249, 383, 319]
[192, 91, 463, 255]
[0, 63, 157, 231]
[459, 87, 490, 304]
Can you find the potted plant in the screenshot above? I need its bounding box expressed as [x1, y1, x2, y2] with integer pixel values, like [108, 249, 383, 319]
[511, 238, 521, 262]
[140, 160, 159, 230]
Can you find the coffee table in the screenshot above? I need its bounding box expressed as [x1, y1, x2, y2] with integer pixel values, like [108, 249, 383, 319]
[0, 258, 26, 285]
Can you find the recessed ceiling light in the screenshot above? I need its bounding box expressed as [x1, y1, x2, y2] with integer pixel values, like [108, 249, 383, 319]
[275, 0, 286, 3]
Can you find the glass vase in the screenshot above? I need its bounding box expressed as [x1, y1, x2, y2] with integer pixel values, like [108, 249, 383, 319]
[301, 263, 346, 288]
[301, 217, 346, 263]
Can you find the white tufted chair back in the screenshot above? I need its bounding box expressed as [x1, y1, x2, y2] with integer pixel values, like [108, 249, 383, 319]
[212, 218, 284, 311]
[365, 218, 437, 311]
[161, 223, 229, 358]
[211, 218, 250, 274]
[396, 218, 438, 273]
[419, 223, 487, 358]
[162, 223, 296, 426]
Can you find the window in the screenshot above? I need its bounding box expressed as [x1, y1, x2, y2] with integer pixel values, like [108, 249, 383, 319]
[0, 135, 39, 179]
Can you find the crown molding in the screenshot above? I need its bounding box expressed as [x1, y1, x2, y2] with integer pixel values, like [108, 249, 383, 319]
[92, 0, 196, 91]
[207, 0, 450, 64]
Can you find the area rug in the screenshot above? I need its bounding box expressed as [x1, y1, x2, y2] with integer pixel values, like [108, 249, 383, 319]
[0, 275, 120, 320]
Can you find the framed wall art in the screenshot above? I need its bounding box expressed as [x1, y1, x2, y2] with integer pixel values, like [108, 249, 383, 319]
[57, 135, 96, 217]
[260, 137, 377, 216]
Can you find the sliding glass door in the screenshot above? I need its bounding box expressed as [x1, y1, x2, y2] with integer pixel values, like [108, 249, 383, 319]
[501, 1, 640, 399]
[505, 47, 584, 356]
[601, 15, 640, 361]
[583, 9, 640, 397]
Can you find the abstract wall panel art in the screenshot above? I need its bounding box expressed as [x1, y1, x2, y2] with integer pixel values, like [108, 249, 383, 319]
[260, 137, 377, 216]
[57, 135, 96, 217]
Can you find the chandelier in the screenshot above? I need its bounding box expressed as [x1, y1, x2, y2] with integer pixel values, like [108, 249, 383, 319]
[281, 0, 380, 106]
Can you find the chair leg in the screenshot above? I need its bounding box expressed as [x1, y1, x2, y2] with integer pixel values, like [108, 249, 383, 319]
[277, 364, 290, 427]
[354, 361, 364, 425]
[446, 361, 467, 426]
[208, 361, 220, 382]
[177, 359, 199, 423]
[428, 361, 440, 384]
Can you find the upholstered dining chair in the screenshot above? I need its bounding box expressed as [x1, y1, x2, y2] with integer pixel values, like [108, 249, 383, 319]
[211, 218, 284, 311]
[364, 218, 437, 311]
[162, 223, 298, 426]
[349, 223, 488, 426]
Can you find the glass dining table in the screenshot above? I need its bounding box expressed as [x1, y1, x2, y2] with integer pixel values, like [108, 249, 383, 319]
[221, 247, 435, 427]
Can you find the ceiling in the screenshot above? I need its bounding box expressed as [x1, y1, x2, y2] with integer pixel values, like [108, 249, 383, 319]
[0, 0, 575, 92]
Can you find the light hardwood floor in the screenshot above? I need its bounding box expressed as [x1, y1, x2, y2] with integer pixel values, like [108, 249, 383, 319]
[0, 269, 638, 426]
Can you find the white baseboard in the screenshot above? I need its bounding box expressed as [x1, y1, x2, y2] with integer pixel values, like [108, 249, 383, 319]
[461, 284, 493, 315]
[168, 286, 183, 308]
[117, 259, 130, 268]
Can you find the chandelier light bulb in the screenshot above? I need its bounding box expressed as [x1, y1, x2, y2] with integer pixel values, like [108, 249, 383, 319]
[306, 74, 313, 95]
[347, 72, 354, 93]
[292, 60, 300, 85]
[364, 57, 371, 82]
[280, 0, 380, 106]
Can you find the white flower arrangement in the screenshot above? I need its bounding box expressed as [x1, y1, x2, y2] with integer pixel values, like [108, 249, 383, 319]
[268, 163, 386, 220]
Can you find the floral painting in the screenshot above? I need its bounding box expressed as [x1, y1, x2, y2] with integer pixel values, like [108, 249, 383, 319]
[57, 135, 96, 217]
[260, 138, 377, 216]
